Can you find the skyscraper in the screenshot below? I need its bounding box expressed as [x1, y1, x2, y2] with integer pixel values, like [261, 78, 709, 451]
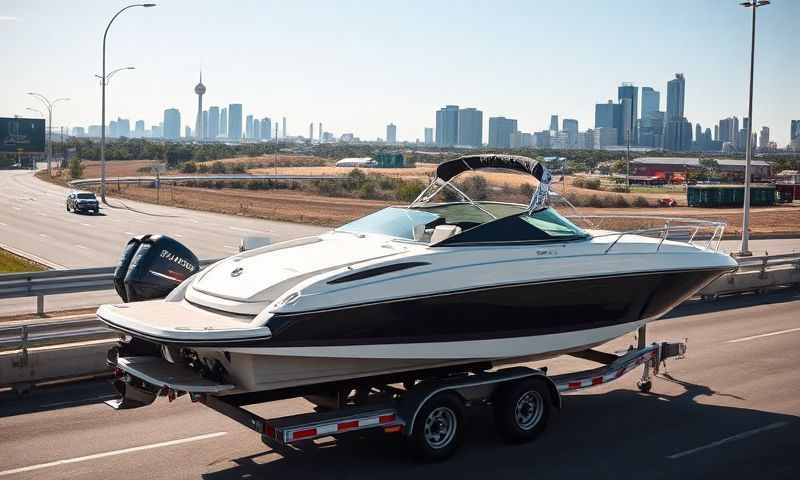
[253, 119, 260, 140]
[163, 108, 181, 140]
[202, 110, 208, 139]
[261, 118, 272, 140]
[282, 117, 287, 138]
[435, 105, 459, 146]
[457, 107, 483, 147]
[488, 117, 517, 148]
[386, 123, 397, 143]
[791, 120, 800, 148]
[134, 120, 145, 138]
[219, 107, 227, 137]
[665, 74, 685, 121]
[318, 122, 322, 141]
[228, 104, 242, 140]
[562, 118, 578, 146]
[116, 118, 131, 138]
[424, 128, 433, 144]
[208, 106, 220, 140]
[245, 115, 254, 139]
[719, 117, 739, 145]
[759, 126, 770, 150]
[618, 83, 638, 144]
[594, 100, 622, 145]
[194, 72, 206, 140]
[549, 115, 559, 132]
[663, 74, 688, 151]
[309, 122, 314, 142]
[185, 126, 191, 138]
[640, 87, 660, 120]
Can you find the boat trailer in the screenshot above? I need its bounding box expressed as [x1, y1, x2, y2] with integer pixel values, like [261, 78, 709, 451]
[109, 330, 686, 461]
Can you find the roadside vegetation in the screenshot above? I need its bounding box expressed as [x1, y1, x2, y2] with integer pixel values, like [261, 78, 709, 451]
[0, 248, 46, 273]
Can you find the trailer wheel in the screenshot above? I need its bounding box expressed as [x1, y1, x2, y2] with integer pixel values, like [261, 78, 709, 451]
[493, 377, 551, 444]
[409, 392, 464, 462]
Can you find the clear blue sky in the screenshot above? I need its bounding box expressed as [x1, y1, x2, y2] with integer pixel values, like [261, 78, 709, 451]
[1, 0, 797, 145]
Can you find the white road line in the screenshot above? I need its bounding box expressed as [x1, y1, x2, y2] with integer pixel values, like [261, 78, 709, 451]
[726, 327, 800, 344]
[223, 245, 237, 250]
[172, 233, 184, 238]
[667, 422, 788, 460]
[81, 223, 90, 227]
[0, 431, 227, 477]
[39, 233, 48, 238]
[124, 231, 135, 235]
[229, 226, 269, 234]
[0, 222, 6, 227]
[12, 207, 20, 211]
[75, 244, 88, 250]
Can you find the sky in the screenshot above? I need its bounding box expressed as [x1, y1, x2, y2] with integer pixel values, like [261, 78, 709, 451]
[1, 0, 798, 145]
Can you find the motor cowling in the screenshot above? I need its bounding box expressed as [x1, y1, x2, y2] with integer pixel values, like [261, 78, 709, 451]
[114, 234, 199, 302]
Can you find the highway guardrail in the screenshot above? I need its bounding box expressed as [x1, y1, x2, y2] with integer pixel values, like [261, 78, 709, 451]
[0, 259, 220, 315]
[68, 173, 348, 189]
[699, 252, 800, 300]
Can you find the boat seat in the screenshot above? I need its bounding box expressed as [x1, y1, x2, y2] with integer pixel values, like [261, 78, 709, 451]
[430, 225, 462, 243]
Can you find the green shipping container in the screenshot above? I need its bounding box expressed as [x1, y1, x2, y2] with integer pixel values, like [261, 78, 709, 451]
[374, 152, 405, 168]
[687, 184, 776, 207]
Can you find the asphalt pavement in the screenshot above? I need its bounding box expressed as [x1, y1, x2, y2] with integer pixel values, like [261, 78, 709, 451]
[0, 169, 327, 315]
[1, 290, 798, 479]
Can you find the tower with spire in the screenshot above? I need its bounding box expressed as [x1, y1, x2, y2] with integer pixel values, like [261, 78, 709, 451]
[194, 71, 206, 141]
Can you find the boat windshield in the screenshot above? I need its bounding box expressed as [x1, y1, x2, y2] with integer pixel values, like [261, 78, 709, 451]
[336, 207, 441, 240]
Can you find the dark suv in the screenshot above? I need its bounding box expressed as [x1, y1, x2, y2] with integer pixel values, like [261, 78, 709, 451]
[66, 191, 100, 214]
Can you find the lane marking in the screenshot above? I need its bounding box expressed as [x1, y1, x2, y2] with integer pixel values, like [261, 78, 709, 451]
[38, 233, 48, 238]
[0, 431, 227, 477]
[223, 245, 237, 250]
[667, 422, 788, 460]
[75, 244, 88, 250]
[0, 222, 6, 227]
[229, 226, 269, 234]
[124, 231, 135, 235]
[172, 233, 184, 238]
[726, 327, 800, 344]
[12, 207, 20, 211]
[81, 223, 90, 227]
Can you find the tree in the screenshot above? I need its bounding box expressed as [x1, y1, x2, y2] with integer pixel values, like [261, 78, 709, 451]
[68, 157, 84, 179]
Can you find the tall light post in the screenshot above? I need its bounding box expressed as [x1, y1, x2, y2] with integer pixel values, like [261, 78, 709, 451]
[738, 0, 769, 257]
[100, 3, 156, 203]
[26, 93, 69, 174]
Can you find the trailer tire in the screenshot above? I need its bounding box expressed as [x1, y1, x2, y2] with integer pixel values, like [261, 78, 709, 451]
[408, 392, 464, 462]
[493, 377, 551, 444]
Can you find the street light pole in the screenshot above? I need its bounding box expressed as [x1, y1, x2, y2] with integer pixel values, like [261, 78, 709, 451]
[100, 3, 156, 204]
[738, 0, 769, 257]
[27, 93, 69, 174]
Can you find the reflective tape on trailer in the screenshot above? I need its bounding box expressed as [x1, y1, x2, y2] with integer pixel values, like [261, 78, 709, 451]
[556, 350, 658, 392]
[269, 412, 401, 444]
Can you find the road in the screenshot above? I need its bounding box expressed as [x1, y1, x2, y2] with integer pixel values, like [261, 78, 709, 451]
[1, 291, 798, 479]
[0, 170, 327, 315]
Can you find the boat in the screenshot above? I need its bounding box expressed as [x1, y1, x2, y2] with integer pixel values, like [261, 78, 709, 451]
[98, 154, 737, 395]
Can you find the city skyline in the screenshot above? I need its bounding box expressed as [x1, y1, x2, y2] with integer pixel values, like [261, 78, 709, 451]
[1, 1, 798, 145]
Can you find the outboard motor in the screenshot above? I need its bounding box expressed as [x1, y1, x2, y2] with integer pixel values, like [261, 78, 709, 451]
[107, 234, 199, 410]
[113, 234, 148, 302]
[115, 234, 199, 302]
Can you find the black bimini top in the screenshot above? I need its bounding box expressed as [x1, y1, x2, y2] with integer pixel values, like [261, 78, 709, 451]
[435, 154, 546, 183]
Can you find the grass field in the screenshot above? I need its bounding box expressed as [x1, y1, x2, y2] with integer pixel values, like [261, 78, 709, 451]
[0, 248, 46, 273]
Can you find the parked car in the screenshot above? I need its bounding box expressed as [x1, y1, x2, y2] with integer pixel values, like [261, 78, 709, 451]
[66, 191, 100, 214]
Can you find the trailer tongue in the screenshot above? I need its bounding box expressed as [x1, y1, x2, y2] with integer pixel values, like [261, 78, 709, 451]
[107, 334, 686, 462]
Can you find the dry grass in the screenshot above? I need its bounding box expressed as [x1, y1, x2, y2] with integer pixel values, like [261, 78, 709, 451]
[0, 248, 47, 273]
